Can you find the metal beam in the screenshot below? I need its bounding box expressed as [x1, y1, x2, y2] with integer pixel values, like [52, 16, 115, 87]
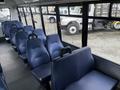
[29, 7, 36, 29]
[39, 6, 46, 35]
[16, 7, 22, 22]
[22, 7, 28, 25]
[56, 5, 62, 40]
[82, 3, 89, 47]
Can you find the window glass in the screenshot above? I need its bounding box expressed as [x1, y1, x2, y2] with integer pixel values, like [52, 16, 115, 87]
[59, 7, 68, 15]
[18, 8, 26, 25]
[31, 7, 42, 29]
[69, 6, 83, 15]
[89, 3, 110, 17]
[48, 6, 56, 14]
[0, 8, 10, 37]
[43, 15, 57, 35]
[24, 7, 33, 26]
[88, 19, 120, 64]
[60, 16, 82, 47]
[42, 6, 48, 14]
[112, 4, 120, 17]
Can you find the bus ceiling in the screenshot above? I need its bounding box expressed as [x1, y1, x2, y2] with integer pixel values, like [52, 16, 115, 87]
[0, 0, 120, 8]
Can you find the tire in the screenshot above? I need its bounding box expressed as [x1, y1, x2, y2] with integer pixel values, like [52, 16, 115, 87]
[67, 23, 79, 35]
[113, 21, 120, 30]
[49, 17, 55, 23]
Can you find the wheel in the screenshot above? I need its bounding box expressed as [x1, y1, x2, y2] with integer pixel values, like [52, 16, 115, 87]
[67, 23, 79, 35]
[49, 17, 55, 23]
[113, 21, 120, 30]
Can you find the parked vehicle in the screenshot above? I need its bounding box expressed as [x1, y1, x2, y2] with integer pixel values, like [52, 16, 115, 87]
[48, 4, 120, 34]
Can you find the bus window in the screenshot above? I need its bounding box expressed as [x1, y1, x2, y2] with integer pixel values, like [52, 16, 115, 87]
[88, 19, 120, 64]
[112, 4, 120, 17]
[24, 7, 33, 26]
[69, 6, 83, 15]
[42, 6, 47, 14]
[89, 3, 110, 17]
[18, 8, 26, 25]
[59, 7, 68, 15]
[48, 6, 56, 14]
[60, 6, 82, 47]
[43, 15, 57, 35]
[31, 7, 43, 29]
[42, 6, 57, 35]
[0, 8, 10, 37]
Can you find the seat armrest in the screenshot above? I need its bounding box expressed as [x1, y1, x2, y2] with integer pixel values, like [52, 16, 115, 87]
[60, 46, 72, 57]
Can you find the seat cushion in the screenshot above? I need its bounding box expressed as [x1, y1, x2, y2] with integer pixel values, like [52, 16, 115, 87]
[32, 63, 51, 81]
[65, 70, 117, 90]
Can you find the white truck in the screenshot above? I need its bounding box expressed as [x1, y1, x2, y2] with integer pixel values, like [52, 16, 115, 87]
[48, 4, 120, 34]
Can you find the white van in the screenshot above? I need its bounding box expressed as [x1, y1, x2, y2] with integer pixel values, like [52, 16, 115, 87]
[48, 4, 120, 34]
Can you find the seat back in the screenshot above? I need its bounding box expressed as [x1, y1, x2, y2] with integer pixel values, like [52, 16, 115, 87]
[26, 33, 50, 69]
[9, 24, 19, 44]
[33, 29, 46, 45]
[47, 34, 64, 59]
[8, 21, 23, 38]
[15, 29, 28, 55]
[9, 21, 23, 44]
[23, 25, 34, 35]
[51, 47, 94, 90]
[2, 21, 12, 37]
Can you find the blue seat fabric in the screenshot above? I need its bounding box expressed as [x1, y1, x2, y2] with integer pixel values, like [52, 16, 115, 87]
[2, 21, 23, 39]
[15, 30, 28, 58]
[65, 70, 117, 90]
[52, 47, 118, 90]
[27, 37, 50, 69]
[33, 29, 46, 45]
[32, 63, 51, 80]
[23, 25, 34, 35]
[47, 34, 64, 59]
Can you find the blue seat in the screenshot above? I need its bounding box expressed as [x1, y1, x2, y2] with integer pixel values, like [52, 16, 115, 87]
[2, 21, 23, 40]
[1, 21, 12, 39]
[46, 34, 64, 59]
[33, 29, 46, 45]
[9, 21, 23, 45]
[51, 47, 118, 90]
[9, 25, 21, 45]
[15, 29, 28, 60]
[23, 25, 34, 35]
[0, 64, 8, 90]
[26, 33, 50, 69]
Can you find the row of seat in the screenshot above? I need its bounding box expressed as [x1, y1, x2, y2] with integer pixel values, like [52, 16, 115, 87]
[2, 20, 118, 90]
[2, 20, 71, 89]
[2, 20, 23, 40]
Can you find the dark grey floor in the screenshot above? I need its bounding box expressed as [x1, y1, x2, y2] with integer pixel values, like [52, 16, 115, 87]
[0, 42, 44, 90]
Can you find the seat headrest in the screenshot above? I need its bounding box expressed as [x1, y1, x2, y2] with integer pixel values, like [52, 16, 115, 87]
[47, 34, 60, 43]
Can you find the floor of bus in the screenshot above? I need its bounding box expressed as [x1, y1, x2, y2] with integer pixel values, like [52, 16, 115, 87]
[0, 42, 45, 90]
